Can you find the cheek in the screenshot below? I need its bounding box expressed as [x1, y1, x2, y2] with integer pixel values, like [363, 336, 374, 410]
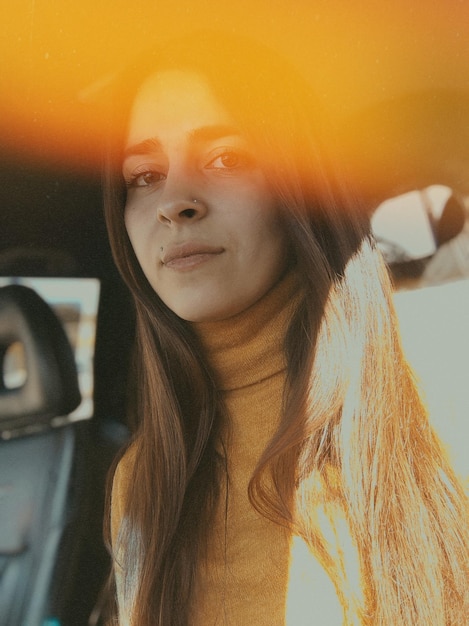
[124, 207, 152, 266]
[252, 200, 288, 256]
[258, 206, 291, 272]
[266, 224, 290, 273]
[238, 209, 289, 276]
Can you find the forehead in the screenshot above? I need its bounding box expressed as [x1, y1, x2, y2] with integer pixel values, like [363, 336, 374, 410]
[125, 70, 234, 147]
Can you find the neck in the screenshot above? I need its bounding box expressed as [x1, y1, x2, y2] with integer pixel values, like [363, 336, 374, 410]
[192, 270, 302, 391]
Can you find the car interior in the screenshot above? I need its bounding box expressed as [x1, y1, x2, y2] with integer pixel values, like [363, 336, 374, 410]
[1, 5, 468, 625]
[0, 158, 135, 625]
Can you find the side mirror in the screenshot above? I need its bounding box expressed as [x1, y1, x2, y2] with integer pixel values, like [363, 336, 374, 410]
[372, 186, 466, 264]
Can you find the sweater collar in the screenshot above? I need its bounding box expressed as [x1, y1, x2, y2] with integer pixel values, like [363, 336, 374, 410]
[192, 270, 301, 391]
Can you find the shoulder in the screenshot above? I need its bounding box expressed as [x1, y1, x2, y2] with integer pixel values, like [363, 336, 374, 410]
[113, 442, 138, 489]
[109, 445, 138, 625]
[111, 442, 138, 545]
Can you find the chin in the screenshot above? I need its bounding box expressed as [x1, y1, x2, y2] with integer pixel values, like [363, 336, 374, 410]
[177, 309, 229, 324]
[171, 288, 271, 323]
[173, 301, 242, 324]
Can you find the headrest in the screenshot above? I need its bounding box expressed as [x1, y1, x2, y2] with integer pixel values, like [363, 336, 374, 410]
[0, 285, 81, 436]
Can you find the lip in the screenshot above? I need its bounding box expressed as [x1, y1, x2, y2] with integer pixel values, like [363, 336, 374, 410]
[161, 242, 225, 269]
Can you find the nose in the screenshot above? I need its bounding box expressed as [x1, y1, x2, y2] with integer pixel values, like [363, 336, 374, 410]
[156, 172, 207, 225]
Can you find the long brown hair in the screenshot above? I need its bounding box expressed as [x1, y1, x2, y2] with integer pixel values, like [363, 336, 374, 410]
[103, 33, 468, 625]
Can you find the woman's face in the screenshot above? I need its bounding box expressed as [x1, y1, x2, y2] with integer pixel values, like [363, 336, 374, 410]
[122, 70, 290, 322]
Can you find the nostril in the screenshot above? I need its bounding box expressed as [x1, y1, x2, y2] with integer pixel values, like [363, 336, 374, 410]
[181, 208, 197, 218]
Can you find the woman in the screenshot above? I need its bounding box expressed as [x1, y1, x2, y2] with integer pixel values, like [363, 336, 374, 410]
[103, 33, 468, 625]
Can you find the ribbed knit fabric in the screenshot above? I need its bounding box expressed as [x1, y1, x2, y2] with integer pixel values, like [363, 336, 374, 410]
[190, 271, 298, 625]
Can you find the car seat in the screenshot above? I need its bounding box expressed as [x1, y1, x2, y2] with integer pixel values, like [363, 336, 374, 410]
[0, 284, 81, 626]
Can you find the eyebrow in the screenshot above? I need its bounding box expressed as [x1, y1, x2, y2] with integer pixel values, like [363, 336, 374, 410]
[123, 124, 240, 160]
[123, 137, 162, 159]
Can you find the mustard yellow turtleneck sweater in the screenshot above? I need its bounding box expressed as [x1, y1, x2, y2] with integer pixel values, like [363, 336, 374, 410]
[191, 271, 299, 625]
[111, 272, 346, 625]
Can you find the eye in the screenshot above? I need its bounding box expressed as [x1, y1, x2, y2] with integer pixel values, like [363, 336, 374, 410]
[125, 169, 166, 188]
[205, 149, 250, 171]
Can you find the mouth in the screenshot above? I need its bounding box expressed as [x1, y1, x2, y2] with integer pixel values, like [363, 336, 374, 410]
[161, 242, 225, 270]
